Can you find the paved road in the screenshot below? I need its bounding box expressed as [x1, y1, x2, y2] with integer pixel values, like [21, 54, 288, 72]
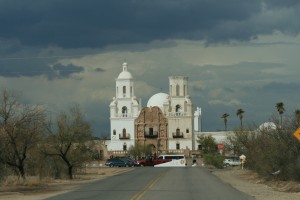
[46, 167, 254, 200]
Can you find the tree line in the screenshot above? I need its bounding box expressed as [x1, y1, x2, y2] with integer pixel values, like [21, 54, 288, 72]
[202, 101, 300, 181]
[0, 89, 95, 182]
[220, 102, 298, 131]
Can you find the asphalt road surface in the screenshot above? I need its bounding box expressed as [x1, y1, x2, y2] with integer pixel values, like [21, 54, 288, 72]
[46, 167, 254, 200]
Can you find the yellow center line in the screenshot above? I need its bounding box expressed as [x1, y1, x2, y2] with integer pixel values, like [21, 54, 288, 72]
[130, 171, 165, 200]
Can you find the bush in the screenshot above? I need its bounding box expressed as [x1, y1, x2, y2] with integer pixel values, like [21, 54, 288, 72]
[203, 154, 224, 169]
[227, 114, 300, 181]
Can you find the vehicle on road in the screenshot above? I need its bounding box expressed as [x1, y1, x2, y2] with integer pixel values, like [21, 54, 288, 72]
[121, 157, 139, 167]
[105, 158, 133, 167]
[138, 154, 187, 167]
[223, 157, 241, 167]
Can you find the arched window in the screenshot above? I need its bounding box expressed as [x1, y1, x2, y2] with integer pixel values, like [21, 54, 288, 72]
[122, 106, 127, 117]
[176, 105, 181, 115]
[113, 129, 116, 135]
[123, 128, 126, 138]
[176, 84, 180, 96]
[123, 143, 127, 151]
[130, 86, 133, 97]
[123, 86, 126, 97]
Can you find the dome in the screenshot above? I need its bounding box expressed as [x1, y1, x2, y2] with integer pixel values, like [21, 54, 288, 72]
[258, 122, 277, 130]
[118, 71, 133, 79]
[147, 92, 169, 110]
[117, 62, 133, 79]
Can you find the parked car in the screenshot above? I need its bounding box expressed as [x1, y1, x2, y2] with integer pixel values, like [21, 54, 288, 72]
[223, 157, 241, 167]
[121, 157, 139, 167]
[105, 158, 132, 167]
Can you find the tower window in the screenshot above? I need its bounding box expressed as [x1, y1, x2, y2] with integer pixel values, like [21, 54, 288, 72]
[123, 86, 126, 97]
[176, 105, 181, 114]
[186, 129, 189, 133]
[122, 106, 128, 117]
[113, 129, 116, 135]
[176, 84, 180, 96]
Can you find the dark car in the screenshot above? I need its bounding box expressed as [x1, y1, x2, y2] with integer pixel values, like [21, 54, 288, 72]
[122, 157, 139, 167]
[105, 158, 132, 167]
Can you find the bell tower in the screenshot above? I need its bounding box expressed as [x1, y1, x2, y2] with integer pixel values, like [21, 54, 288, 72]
[108, 62, 140, 151]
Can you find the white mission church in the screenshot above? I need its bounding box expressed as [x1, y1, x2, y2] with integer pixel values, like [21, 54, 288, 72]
[106, 62, 206, 155]
[101, 62, 272, 158]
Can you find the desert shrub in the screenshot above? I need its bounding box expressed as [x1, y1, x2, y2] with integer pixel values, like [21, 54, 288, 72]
[0, 163, 8, 182]
[227, 113, 300, 181]
[203, 153, 224, 169]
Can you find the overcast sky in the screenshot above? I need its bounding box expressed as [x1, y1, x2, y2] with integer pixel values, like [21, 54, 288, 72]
[1, 0, 300, 135]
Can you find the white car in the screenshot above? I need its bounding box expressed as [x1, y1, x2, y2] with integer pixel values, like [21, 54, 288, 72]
[223, 158, 241, 167]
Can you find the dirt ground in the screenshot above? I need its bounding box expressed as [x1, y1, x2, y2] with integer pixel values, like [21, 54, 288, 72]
[1, 166, 300, 200]
[212, 167, 300, 200]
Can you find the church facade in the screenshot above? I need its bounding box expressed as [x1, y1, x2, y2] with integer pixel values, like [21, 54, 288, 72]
[107, 62, 202, 154]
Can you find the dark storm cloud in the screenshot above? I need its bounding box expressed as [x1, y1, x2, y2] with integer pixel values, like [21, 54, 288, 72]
[0, 0, 298, 49]
[52, 63, 84, 78]
[263, 0, 299, 8]
[94, 68, 105, 72]
[0, 59, 84, 79]
[262, 81, 300, 93]
[0, 59, 53, 77]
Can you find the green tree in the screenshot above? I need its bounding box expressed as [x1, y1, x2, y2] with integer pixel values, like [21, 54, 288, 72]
[43, 105, 93, 179]
[276, 102, 285, 128]
[236, 108, 245, 128]
[196, 134, 217, 154]
[128, 143, 152, 160]
[221, 113, 230, 131]
[0, 89, 46, 181]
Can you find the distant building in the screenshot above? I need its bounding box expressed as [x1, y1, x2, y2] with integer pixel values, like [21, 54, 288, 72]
[106, 62, 202, 155]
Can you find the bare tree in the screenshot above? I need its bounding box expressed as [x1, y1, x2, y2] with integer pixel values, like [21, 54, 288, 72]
[43, 104, 93, 179]
[0, 89, 46, 180]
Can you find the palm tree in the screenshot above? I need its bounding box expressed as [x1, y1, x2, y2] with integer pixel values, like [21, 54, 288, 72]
[221, 113, 230, 131]
[236, 108, 245, 128]
[295, 109, 300, 126]
[276, 102, 285, 128]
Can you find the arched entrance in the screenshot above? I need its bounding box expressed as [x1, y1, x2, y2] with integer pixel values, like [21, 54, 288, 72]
[148, 144, 156, 155]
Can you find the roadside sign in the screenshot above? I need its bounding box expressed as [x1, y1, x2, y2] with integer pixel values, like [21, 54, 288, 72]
[218, 144, 224, 150]
[293, 127, 300, 141]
